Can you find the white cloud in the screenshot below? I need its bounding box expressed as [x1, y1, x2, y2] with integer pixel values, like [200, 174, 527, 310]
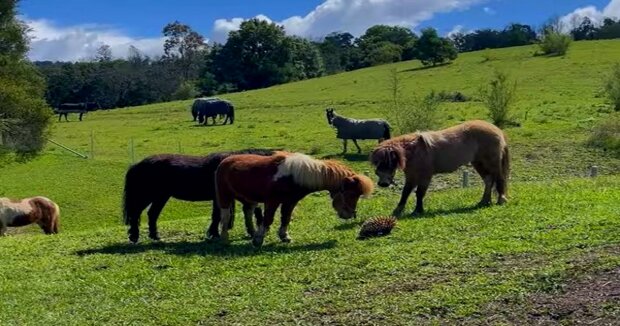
[212, 14, 272, 42]
[25, 18, 166, 62]
[212, 0, 487, 41]
[483, 7, 496, 15]
[560, 0, 620, 30]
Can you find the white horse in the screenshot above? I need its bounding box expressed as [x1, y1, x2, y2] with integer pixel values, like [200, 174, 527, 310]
[0, 196, 60, 235]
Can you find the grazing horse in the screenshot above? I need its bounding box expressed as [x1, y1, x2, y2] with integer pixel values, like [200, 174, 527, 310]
[370, 120, 510, 217]
[55, 102, 99, 122]
[215, 152, 374, 247]
[0, 197, 60, 235]
[192, 98, 235, 125]
[122, 149, 275, 243]
[326, 108, 391, 154]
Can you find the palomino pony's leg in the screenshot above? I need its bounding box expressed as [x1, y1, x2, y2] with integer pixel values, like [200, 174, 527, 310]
[352, 139, 362, 154]
[252, 201, 279, 247]
[278, 200, 300, 243]
[413, 178, 431, 215]
[393, 181, 415, 217]
[473, 161, 494, 206]
[495, 177, 508, 205]
[147, 197, 169, 241]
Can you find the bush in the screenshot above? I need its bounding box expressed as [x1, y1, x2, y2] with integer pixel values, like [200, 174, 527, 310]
[172, 81, 199, 100]
[539, 31, 572, 56]
[480, 71, 517, 127]
[604, 63, 620, 111]
[434, 90, 470, 102]
[588, 113, 620, 156]
[385, 68, 440, 134]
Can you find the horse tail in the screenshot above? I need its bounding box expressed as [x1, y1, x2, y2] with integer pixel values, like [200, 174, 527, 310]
[122, 164, 144, 226]
[383, 123, 391, 140]
[499, 145, 510, 194]
[228, 103, 235, 124]
[51, 201, 60, 234]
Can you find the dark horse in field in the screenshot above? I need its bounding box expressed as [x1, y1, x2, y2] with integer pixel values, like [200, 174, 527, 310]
[55, 102, 99, 122]
[123, 149, 275, 243]
[215, 152, 374, 247]
[192, 98, 235, 125]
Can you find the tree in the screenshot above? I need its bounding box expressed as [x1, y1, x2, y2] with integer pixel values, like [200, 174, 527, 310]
[571, 17, 598, 40]
[96, 44, 112, 62]
[502, 23, 537, 47]
[162, 21, 207, 80]
[414, 28, 458, 66]
[356, 25, 417, 66]
[0, 0, 51, 160]
[318, 32, 357, 74]
[287, 37, 324, 80]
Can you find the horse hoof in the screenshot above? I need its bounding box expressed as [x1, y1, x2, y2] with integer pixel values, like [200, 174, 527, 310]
[280, 237, 292, 243]
[497, 197, 508, 205]
[477, 201, 491, 208]
[252, 237, 264, 248]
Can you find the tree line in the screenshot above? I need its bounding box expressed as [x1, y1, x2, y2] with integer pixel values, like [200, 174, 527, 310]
[36, 16, 620, 111]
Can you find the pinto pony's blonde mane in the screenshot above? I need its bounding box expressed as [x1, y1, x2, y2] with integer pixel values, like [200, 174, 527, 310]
[274, 152, 373, 196]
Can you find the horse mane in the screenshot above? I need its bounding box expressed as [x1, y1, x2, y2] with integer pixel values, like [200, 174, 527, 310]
[415, 131, 439, 148]
[274, 152, 373, 196]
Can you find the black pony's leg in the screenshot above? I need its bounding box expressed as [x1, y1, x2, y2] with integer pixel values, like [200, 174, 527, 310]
[352, 139, 362, 153]
[79, 112, 84, 121]
[207, 200, 221, 239]
[147, 197, 169, 241]
[58, 114, 61, 122]
[342, 139, 348, 153]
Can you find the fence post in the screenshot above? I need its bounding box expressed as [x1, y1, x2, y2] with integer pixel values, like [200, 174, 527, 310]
[90, 130, 95, 160]
[462, 170, 469, 188]
[590, 165, 598, 178]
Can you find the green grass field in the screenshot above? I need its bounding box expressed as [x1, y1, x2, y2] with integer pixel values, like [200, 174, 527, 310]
[1, 41, 619, 324]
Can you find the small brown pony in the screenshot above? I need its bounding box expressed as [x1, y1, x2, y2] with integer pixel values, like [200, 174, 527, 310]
[370, 120, 509, 217]
[0, 196, 60, 235]
[215, 152, 374, 247]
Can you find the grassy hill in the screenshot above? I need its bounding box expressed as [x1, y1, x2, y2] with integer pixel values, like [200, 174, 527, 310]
[1, 41, 619, 324]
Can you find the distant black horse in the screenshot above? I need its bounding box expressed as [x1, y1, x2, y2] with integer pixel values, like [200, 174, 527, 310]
[55, 102, 99, 122]
[191, 97, 220, 121]
[193, 98, 235, 125]
[123, 149, 275, 243]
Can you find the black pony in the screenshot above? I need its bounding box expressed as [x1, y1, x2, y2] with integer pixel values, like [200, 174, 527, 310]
[55, 102, 99, 122]
[192, 98, 235, 125]
[122, 149, 275, 243]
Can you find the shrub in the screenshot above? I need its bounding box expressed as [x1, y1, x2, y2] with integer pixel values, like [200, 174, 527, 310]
[480, 71, 517, 127]
[172, 81, 199, 100]
[435, 90, 470, 102]
[539, 31, 572, 56]
[588, 113, 620, 156]
[604, 63, 620, 111]
[385, 68, 440, 134]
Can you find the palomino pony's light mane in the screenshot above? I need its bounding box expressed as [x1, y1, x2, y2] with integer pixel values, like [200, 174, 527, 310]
[274, 153, 373, 196]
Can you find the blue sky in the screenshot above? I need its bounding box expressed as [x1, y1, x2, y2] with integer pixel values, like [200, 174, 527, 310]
[19, 0, 619, 61]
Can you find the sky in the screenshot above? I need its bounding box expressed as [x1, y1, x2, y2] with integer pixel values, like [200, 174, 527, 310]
[18, 0, 620, 62]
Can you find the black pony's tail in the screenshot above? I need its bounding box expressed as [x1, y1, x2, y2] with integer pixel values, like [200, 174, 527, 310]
[383, 123, 391, 140]
[122, 165, 139, 226]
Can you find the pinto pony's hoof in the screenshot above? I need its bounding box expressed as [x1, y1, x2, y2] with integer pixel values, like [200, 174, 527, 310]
[279, 236, 292, 243]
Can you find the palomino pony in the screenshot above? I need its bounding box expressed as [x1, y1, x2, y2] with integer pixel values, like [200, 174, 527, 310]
[0, 196, 60, 235]
[215, 152, 374, 247]
[123, 149, 275, 243]
[370, 120, 509, 217]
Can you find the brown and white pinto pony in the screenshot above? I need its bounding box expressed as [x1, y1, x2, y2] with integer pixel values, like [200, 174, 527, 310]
[215, 152, 374, 247]
[0, 196, 60, 235]
[370, 120, 510, 217]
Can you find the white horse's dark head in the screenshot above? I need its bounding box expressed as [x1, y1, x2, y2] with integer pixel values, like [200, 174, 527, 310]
[325, 108, 335, 125]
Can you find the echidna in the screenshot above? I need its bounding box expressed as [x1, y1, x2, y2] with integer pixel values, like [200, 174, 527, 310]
[357, 216, 397, 240]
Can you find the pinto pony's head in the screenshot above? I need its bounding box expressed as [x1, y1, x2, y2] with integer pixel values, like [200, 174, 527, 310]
[370, 144, 405, 188]
[330, 174, 374, 219]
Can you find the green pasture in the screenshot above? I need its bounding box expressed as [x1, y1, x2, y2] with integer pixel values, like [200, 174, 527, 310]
[1, 41, 619, 324]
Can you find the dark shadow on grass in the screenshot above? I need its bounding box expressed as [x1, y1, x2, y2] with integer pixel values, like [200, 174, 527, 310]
[76, 239, 338, 257]
[321, 153, 369, 162]
[402, 204, 483, 220]
[191, 123, 231, 128]
[334, 220, 362, 231]
[399, 62, 451, 73]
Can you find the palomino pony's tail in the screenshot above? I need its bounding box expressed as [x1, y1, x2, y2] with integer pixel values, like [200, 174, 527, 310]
[51, 202, 60, 234]
[500, 145, 510, 194]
